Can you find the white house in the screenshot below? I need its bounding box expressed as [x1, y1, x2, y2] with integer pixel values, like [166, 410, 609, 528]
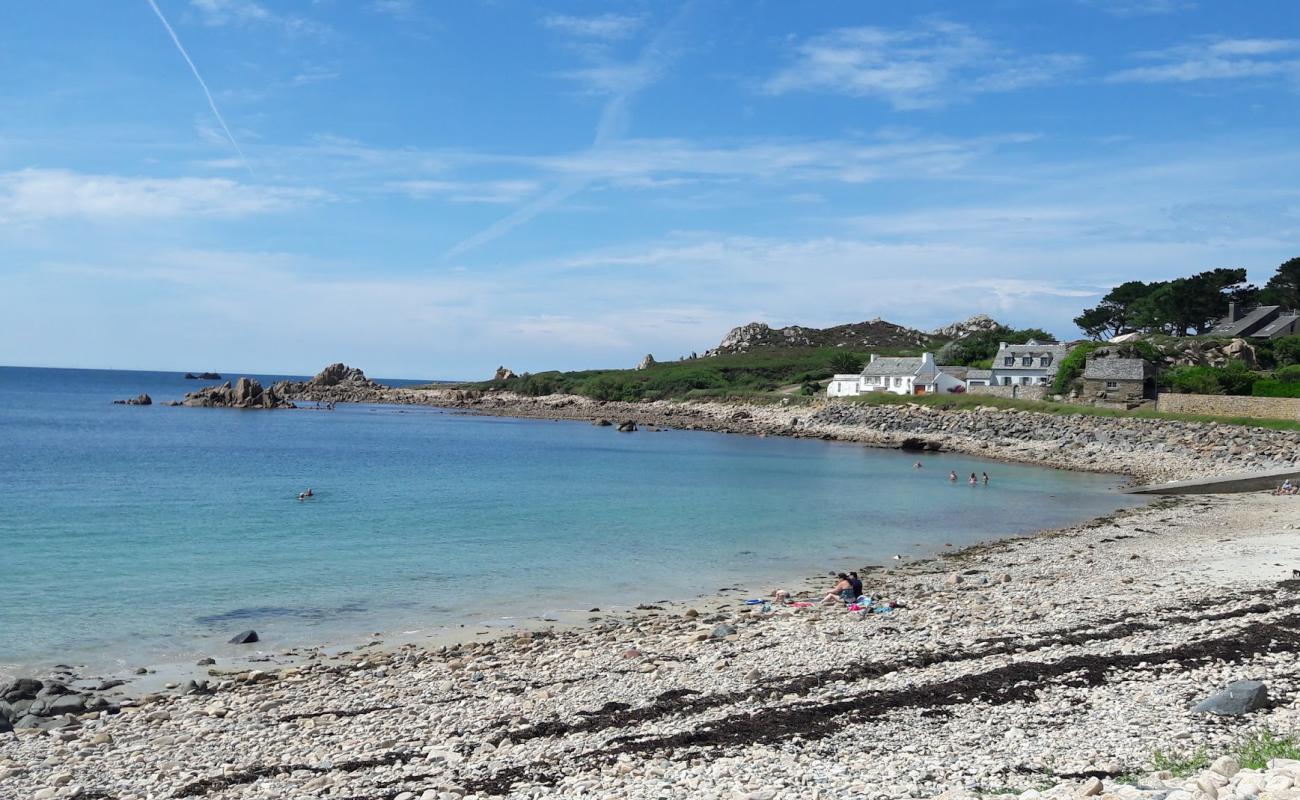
[827, 353, 966, 397]
[988, 341, 1072, 388]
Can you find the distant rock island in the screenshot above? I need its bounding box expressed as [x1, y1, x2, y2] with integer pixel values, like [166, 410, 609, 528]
[180, 378, 294, 409]
[703, 314, 1002, 356]
[183, 372, 222, 380]
[273, 362, 387, 403]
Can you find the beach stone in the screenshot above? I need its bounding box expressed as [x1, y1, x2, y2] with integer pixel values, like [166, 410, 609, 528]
[1075, 777, 1103, 797]
[46, 695, 86, 716]
[96, 680, 126, 691]
[2, 679, 42, 702]
[1211, 756, 1240, 778]
[196, 658, 216, 666]
[228, 630, 259, 644]
[1192, 680, 1270, 715]
[710, 624, 737, 639]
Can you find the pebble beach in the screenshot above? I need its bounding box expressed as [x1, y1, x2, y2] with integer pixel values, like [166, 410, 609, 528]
[5, 489, 1300, 799]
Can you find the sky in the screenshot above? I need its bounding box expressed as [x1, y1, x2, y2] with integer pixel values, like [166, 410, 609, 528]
[2, 0, 1299, 378]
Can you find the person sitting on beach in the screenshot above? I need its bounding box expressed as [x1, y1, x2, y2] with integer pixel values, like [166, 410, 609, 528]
[849, 571, 864, 601]
[821, 573, 855, 605]
[949, 470, 958, 482]
[1276, 480, 1295, 496]
[771, 589, 792, 604]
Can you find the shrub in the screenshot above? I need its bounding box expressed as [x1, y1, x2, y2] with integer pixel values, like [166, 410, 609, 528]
[1252, 380, 1300, 398]
[1271, 335, 1300, 368]
[827, 351, 864, 374]
[1051, 341, 1101, 394]
[1275, 364, 1300, 383]
[1164, 366, 1225, 394]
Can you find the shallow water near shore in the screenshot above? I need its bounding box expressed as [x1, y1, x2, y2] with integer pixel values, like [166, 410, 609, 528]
[0, 366, 1142, 678]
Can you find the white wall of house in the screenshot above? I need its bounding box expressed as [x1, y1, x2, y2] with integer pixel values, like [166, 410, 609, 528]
[920, 371, 966, 395]
[826, 375, 864, 397]
[989, 369, 1052, 387]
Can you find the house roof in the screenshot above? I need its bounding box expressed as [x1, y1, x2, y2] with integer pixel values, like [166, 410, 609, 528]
[1083, 357, 1148, 381]
[938, 365, 969, 380]
[1256, 314, 1300, 338]
[966, 369, 992, 380]
[861, 356, 922, 377]
[996, 342, 1071, 373]
[1210, 305, 1280, 337]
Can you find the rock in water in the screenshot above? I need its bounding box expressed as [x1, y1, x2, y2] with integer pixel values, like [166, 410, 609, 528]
[228, 630, 259, 645]
[1192, 680, 1269, 715]
[617, 420, 638, 432]
[112, 394, 152, 406]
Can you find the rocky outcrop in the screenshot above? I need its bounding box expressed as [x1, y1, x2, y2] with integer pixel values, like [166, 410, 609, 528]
[182, 379, 294, 409]
[494, 366, 516, 381]
[635, 354, 656, 370]
[184, 372, 222, 380]
[931, 314, 1002, 340]
[704, 318, 935, 356]
[273, 363, 388, 404]
[112, 394, 152, 406]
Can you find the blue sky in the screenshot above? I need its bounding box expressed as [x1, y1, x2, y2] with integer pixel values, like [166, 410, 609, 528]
[2, 0, 1298, 378]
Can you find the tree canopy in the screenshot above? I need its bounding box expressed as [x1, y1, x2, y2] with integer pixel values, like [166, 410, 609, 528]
[1074, 267, 1257, 339]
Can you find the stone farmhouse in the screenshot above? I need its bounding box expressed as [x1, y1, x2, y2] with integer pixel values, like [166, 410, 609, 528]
[1081, 355, 1154, 404]
[989, 341, 1072, 388]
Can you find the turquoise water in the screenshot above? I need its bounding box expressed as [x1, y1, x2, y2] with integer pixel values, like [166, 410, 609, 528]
[0, 366, 1140, 675]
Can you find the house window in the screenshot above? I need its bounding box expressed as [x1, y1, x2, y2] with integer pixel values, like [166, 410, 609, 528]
[1020, 377, 1031, 385]
[1106, 380, 1119, 389]
[1021, 357, 1032, 366]
[1003, 357, 1014, 366]
[891, 377, 899, 387]
[1002, 377, 1011, 386]
[1040, 356, 1052, 367]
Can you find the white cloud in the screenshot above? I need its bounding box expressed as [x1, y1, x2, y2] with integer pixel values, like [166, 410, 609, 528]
[543, 13, 645, 40]
[1109, 37, 1300, 84]
[0, 169, 325, 222]
[1081, 0, 1196, 17]
[385, 179, 540, 204]
[189, 0, 331, 38]
[764, 20, 1083, 109]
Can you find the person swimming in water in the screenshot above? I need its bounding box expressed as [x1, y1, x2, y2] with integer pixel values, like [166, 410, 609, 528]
[949, 470, 958, 482]
[969, 472, 978, 485]
[298, 488, 314, 501]
[982, 472, 989, 485]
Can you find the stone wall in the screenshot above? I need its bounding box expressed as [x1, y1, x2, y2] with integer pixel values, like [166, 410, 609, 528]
[1082, 378, 1147, 404]
[966, 385, 1048, 401]
[1157, 393, 1300, 421]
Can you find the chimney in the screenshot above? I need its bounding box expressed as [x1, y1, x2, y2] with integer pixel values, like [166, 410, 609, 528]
[1228, 301, 1238, 322]
[998, 341, 1008, 351]
[869, 353, 877, 362]
[921, 352, 934, 365]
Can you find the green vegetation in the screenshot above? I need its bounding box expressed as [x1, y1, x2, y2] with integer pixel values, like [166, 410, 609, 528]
[1235, 729, 1300, 770]
[936, 326, 1054, 366]
[1139, 730, 1300, 780]
[474, 347, 910, 402]
[1051, 341, 1101, 394]
[1149, 747, 1210, 777]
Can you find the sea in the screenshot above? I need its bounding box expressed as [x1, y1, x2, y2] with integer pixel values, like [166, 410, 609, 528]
[0, 366, 1142, 678]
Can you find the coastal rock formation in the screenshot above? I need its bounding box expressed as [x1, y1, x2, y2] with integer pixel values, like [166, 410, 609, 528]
[273, 363, 388, 404]
[617, 420, 637, 432]
[704, 318, 935, 356]
[182, 379, 294, 409]
[931, 313, 1002, 340]
[228, 630, 259, 645]
[112, 394, 152, 406]
[494, 366, 516, 381]
[183, 372, 222, 380]
[635, 354, 655, 370]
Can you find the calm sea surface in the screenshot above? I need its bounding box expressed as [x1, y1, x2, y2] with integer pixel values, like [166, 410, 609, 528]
[0, 366, 1140, 676]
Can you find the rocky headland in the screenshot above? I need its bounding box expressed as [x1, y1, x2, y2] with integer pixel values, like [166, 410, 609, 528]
[4, 494, 1300, 799]
[272, 363, 388, 404]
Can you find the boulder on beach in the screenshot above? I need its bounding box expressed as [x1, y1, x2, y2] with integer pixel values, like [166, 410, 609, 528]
[2, 678, 42, 702]
[228, 630, 260, 645]
[1192, 680, 1270, 715]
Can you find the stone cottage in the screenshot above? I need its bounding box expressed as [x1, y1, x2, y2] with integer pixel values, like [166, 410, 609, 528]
[1081, 355, 1154, 404]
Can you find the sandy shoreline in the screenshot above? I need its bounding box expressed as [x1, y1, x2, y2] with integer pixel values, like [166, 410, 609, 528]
[5, 491, 1300, 799]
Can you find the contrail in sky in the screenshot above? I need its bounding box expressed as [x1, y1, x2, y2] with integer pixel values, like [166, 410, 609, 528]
[145, 0, 253, 177]
[443, 4, 692, 260]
